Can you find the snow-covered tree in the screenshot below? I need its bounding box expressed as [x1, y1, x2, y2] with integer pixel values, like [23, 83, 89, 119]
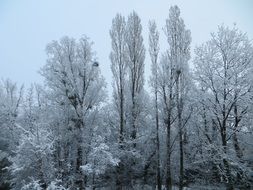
[110, 14, 128, 188]
[41, 36, 106, 189]
[0, 80, 23, 151]
[81, 135, 119, 184]
[0, 80, 24, 189]
[163, 5, 191, 190]
[194, 25, 253, 189]
[2, 7, 253, 190]
[8, 84, 56, 190]
[148, 20, 161, 190]
[110, 14, 127, 146]
[125, 11, 146, 149]
[10, 124, 55, 189]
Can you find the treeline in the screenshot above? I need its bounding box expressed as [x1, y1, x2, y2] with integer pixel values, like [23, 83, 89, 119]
[0, 5, 253, 190]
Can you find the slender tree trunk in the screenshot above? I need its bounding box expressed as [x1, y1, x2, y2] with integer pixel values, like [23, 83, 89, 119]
[155, 88, 161, 190]
[119, 83, 124, 146]
[179, 127, 184, 190]
[116, 163, 123, 190]
[233, 104, 243, 159]
[165, 69, 173, 190]
[233, 134, 243, 159]
[176, 71, 184, 190]
[116, 78, 124, 189]
[76, 145, 83, 189]
[76, 126, 84, 190]
[38, 158, 47, 189]
[130, 85, 137, 184]
[221, 60, 233, 190]
[143, 150, 156, 184]
[221, 122, 233, 190]
[221, 133, 233, 190]
[166, 115, 172, 190]
[92, 171, 95, 190]
[131, 90, 137, 149]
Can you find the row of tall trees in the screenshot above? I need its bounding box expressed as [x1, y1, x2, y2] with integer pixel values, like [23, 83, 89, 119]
[0, 5, 252, 190]
[110, 11, 147, 188]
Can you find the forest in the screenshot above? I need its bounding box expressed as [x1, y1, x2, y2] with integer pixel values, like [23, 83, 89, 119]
[0, 5, 253, 190]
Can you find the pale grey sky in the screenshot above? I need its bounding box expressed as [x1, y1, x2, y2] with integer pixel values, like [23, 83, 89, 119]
[0, 0, 252, 92]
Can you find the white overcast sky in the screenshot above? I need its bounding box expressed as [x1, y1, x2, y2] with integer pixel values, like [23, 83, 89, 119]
[0, 0, 252, 92]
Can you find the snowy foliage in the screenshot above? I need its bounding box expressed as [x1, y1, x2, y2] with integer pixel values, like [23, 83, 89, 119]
[46, 180, 68, 190]
[0, 5, 252, 190]
[81, 136, 119, 176]
[10, 125, 55, 189]
[20, 179, 42, 190]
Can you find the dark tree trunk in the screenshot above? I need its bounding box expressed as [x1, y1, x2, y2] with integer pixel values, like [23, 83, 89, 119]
[233, 104, 243, 159]
[155, 89, 162, 190]
[117, 77, 125, 189]
[163, 85, 172, 190]
[221, 125, 233, 190]
[179, 119, 184, 189]
[130, 69, 137, 149]
[76, 126, 84, 190]
[221, 62, 233, 190]
[166, 116, 172, 190]
[233, 134, 243, 159]
[131, 95, 137, 149]
[165, 66, 173, 190]
[176, 71, 184, 190]
[116, 162, 123, 190]
[119, 84, 124, 147]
